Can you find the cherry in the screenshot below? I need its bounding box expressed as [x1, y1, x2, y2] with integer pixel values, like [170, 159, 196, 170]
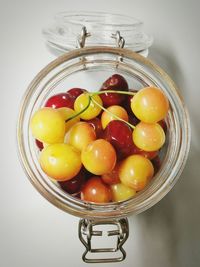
[119, 155, 154, 191]
[35, 139, 44, 151]
[133, 145, 158, 160]
[67, 88, 87, 100]
[151, 156, 161, 175]
[73, 192, 81, 199]
[81, 176, 111, 203]
[58, 168, 86, 194]
[121, 89, 140, 126]
[66, 121, 96, 151]
[101, 105, 128, 129]
[158, 119, 168, 134]
[101, 164, 120, 185]
[87, 117, 103, 138]
[103, 120, 133, 159]
[122, 89, 138, 114]
[74, 93, 103, 120]
[81, 139, 117, 175]
[111, 183, 136, 202]
[100, 74, 128, 107]
[131, 87, 169, 123]
[128, 114, 140, 126]
[133, 122, 165, 152]
[45, 93, 74, 109]
[39, 143, 81, 181]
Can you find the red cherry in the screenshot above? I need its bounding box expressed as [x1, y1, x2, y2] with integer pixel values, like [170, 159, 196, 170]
[103, 120, 133, 159]
[87, 117, 103, 138]
[119, 142, 136, 158]
[81, 177, 111, 203]
[100, 74, 128, 107]
[73, 192, 81, 199]
[45, 93, 74, 109]
[129, 114, 140, 126]
[122, 89, 140, 126]
[117, 140, 158, 160]
[158, 119, 168, 134]
[58, 168, 86, 194]
[151, 156, 161, 175]
[133, 145, 158, 160]
[35, 139, 44, 151]
[122, 89, 138, 114]
[67, 88, 87, 99]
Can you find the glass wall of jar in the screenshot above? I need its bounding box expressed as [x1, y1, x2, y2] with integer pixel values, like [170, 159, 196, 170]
[17, 46, 190, 220]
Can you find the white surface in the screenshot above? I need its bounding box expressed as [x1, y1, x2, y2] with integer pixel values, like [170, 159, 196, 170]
[0, 0, 200, 266]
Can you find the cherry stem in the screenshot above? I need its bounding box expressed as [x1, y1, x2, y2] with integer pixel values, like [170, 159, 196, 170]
[89, 90, 136, 97]
[90, 96, 135, 130]
[65, 90, 137, 129]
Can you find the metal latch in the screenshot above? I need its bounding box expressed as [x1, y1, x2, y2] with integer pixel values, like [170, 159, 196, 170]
[78, 218, 129, 263]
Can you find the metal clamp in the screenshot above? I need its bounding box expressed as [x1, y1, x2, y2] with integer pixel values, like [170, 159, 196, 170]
[77, 26, 91, 48]
[111, 31, 125, 48]
[76, 27, 125, 69]
[78, 218, 129, 263]
[77, 27, 125, 49]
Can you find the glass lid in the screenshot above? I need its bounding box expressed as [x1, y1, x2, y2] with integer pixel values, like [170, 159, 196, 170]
[42, 11, 153, 57]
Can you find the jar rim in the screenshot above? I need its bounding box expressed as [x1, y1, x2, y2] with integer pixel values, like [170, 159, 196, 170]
[55, 11, 143, 27]
[17, 46, 191, 219]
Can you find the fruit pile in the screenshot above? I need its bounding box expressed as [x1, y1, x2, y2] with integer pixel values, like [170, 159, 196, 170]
[30, 74, 169, 203]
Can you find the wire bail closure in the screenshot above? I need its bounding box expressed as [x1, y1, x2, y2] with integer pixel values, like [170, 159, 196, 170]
[76, 27, 128, 263]
[79, 218, 129, 263]
[77, 26, 91, 48]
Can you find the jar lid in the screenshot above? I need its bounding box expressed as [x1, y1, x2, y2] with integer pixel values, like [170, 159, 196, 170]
[42, 11, 153, 57]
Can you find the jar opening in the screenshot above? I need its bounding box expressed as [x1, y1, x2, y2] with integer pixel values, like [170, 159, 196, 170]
[55, 11, 142, 27]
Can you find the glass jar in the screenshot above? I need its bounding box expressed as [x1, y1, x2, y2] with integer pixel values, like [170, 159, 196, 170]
[17, 13, 190, 263]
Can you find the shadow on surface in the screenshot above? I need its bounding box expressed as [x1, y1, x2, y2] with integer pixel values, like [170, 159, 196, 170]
[128, 44, 200, 267]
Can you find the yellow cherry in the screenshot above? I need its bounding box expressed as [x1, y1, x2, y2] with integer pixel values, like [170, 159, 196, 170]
[58, 107, 80, 132]
[65, 122, 96, 151]
[30, 107, 65, 144]
[74, 93, 103, 120]
[119, 154, 154, 191]
[39, 143, 82, 181]
[101, 105, 128, 129]
[133, 122, 165, 151]
[81, 139, 117, 175]
[131, 87, 169, 123]
[111, 183, 136, 202]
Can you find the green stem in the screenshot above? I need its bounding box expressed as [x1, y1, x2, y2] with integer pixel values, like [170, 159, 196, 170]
[65, 90, 137, 128]
[90, 96, 135, 130]
[65, 96, 91, 122]
[89, 90, 136, 97]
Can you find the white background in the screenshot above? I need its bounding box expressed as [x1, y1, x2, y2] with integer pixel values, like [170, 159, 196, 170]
[1, 0, 200, 266]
